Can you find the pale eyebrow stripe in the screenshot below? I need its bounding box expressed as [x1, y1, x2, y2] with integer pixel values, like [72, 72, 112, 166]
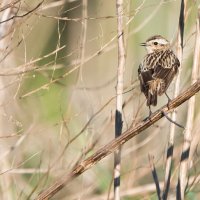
[154, 38, 168, 44]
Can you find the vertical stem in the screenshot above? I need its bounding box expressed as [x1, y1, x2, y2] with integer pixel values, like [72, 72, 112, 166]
[178, 10, 200, 200]
[163, 0, 185, 199]
[79, 0, 87, 81]
[114, 0, 126, 200]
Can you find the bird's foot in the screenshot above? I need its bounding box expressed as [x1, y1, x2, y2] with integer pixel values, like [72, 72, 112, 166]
[165, 92, 171, 108]
[148, 106, 152, 117]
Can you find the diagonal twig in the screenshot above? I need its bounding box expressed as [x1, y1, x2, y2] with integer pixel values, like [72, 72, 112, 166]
[36, 79, 200, 200]
[0, 1, 44, 24]
[161, 111, 184, 129]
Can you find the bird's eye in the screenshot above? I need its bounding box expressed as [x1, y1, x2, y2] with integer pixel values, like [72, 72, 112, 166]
[154, 42, 158, 45]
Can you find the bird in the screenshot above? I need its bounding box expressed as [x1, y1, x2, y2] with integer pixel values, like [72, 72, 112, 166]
[138, 35, 180, 114]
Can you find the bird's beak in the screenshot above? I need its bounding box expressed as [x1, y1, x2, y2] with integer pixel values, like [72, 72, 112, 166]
[140, 42, 146, 46]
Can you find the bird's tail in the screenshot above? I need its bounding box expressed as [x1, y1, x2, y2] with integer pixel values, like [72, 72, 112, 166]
[147, 80, 158, 106]
[147, 90, 157, 106]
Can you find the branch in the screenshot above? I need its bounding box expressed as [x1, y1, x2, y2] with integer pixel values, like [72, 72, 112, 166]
[0, 1, 44, 24]
[36, 79, 200, 200]
[0, 0, 20, 13]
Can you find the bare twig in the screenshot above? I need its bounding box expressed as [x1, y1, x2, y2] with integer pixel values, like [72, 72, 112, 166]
[161, 111, 184, 129]
[0, 1, 44, 24]
[163, 0, 186, 199]
[0, 0, 20, 13]
[114, 0, 126, 200]
[178, 9, 200, 199]
[36, 79, 200, 200]
[76, 0, 87, 83]
[0, 45, 66, 76]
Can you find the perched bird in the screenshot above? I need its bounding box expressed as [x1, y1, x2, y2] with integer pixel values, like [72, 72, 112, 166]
[138, 35, 180, 112]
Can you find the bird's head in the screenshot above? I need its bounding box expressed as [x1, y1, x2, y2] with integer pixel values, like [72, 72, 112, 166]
[140, 35, 170, 53]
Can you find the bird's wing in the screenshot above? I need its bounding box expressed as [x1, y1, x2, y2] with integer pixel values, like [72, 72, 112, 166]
[152, 55, 180, 95]
[138, 66, 154, 97]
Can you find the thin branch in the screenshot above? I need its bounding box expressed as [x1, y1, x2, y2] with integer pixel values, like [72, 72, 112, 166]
[162, 111, 184, 129]
[0, 0, 20, 13]
[178, 8, 200, 199]
[36, 79, 200, 200]
[114, 0, 126, 200]
[0, 45, 66, 76]
[79, 0, 87, 82]
[0, 1, 44, 24]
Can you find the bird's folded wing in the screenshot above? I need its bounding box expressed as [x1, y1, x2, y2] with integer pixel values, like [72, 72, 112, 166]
[138, 69, 154, 97]
[152, 63, 179, 95]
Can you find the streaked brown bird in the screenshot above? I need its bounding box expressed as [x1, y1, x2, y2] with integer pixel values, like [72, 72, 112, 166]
[138, 35, 180, 113]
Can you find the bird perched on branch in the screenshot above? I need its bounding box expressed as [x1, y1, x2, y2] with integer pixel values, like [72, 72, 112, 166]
[138, 35, 180, 114]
